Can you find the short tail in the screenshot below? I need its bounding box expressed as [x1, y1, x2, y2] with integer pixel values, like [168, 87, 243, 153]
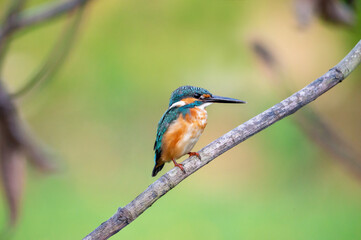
[152, 163, 165, 177]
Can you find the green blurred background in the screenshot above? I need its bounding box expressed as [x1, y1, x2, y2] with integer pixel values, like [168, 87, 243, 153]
[1, 0, 361, 239]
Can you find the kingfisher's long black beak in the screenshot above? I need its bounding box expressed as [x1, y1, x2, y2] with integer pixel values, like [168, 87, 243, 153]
[203, 95, 246, 104]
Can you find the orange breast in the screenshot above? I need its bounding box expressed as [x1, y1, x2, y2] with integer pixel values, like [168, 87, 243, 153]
[161, 107, 207, 162]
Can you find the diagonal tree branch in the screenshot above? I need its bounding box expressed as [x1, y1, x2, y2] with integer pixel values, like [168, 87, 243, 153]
[83, 40, 361, 240]
[251, 40, 361, 181]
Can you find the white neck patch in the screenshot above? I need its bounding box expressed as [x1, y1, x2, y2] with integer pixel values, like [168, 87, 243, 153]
[168, 100, 212, 110]
[168, 100, 186, 110]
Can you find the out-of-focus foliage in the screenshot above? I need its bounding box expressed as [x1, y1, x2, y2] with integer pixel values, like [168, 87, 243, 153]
[0, 0, 360, 239]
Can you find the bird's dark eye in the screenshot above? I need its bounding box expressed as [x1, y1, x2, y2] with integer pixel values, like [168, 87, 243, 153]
[194, 93, 201, 98]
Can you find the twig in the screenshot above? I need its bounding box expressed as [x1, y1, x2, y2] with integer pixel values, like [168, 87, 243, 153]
[83, 40, 361, 240]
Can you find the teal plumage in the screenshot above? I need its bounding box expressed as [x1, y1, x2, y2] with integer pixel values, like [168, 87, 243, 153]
[168, 86, 211, 106]
[153, 107, 179, 169]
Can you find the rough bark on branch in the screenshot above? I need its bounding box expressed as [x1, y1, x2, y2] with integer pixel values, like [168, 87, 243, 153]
[251, 40, 361, 180]
[84, 40, 361, 240]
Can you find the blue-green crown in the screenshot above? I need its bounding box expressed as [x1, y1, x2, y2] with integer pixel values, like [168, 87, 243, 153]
[169, 86, 211, 106]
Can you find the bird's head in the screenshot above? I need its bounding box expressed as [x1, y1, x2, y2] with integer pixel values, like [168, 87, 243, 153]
[168, 85, 246, 108]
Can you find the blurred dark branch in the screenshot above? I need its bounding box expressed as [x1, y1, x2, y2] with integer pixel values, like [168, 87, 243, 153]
[251, 40, 361, 180]
[14, 0, 89, 30]
[294, 0, 356, 27]
[295, 112, 361, 173]
[318, 0, 355, 25]
[0, 0, 89, 36]
[0, 0, 90, 226]
[0, 143, 25, 226]
[0, 0, 26, 67]
[84, 41, 361, 240]
[0, 0, 91, 68]
[3, 0, 25, 25]
[252, 42, 277, 69]
[0, 80, 55, 171]
[0, 79, 55, 226]
[11, 6, 85, 98]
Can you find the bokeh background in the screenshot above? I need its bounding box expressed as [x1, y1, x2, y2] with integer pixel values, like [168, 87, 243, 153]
[0, 0, 361, 239]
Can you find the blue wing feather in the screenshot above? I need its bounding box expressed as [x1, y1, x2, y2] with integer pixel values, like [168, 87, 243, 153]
[154, 102, 202, 162]
[154, 107, 181, 162]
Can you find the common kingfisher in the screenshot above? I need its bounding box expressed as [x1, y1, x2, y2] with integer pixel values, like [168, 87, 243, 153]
[152, 86, 246, 177]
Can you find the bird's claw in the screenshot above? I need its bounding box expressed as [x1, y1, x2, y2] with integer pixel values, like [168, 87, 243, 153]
[172, 159, 186, 173]
[175, 163, 185, 173]
[188, 152, 201, 160]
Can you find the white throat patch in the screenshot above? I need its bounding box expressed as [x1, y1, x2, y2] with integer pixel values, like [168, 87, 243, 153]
[198, 102, 212, 110]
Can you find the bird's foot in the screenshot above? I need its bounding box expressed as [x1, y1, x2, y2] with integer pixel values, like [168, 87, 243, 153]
[172, 159, 185, 173]
[188, 152, 201, 160]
